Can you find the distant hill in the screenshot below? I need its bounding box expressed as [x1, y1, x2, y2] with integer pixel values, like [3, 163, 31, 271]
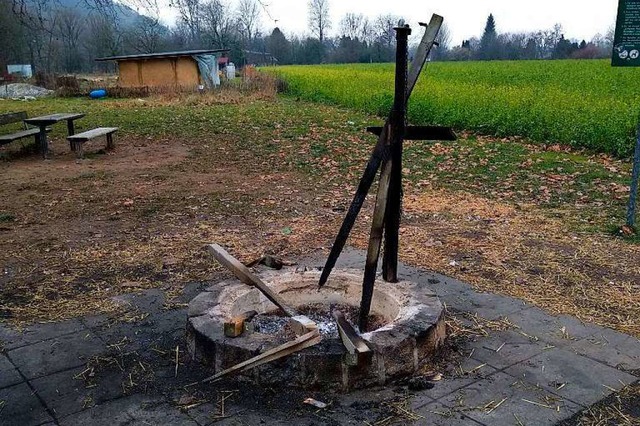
[52, 0, 143, 27]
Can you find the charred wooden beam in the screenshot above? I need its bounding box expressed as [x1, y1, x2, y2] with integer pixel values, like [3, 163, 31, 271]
[360, 153, 394, 331]
[366, 126, 456, 141]
[381, 25, 411, 284]
[207, 244, 299, 317]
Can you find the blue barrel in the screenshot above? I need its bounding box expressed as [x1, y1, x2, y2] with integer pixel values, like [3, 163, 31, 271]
[89, 89, 107, 99]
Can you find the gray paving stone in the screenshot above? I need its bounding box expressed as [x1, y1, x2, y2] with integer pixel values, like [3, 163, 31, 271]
[58, 394, 152, 425]
[445, 291, 529, 320]
[417, 274, 473, 299]
[437, 371, 582, 425]
[0, 353, 22, 389]
[414, 401, 484, 425]
[464, 330, 548, 370]
[504, 307, 594, 347]
[0, 382, 53, 426]
[504, 347, 638, 407]
[201, 410, 292, 426]
[111, 289, 166, 313]
[571, 330, 640, 373]
[30, 366, 125, 419]
[0, 325, 20, 350]
[90, 308, 186, 353]
[185, 402, 279, 426]
[413, 357, 499, 406]
[127, 400, 199, 425]
[7, 330, 106, 380]
[1, 319, 86, 351]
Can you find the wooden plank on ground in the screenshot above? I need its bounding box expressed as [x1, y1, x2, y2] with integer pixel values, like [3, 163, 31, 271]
[333, 311, 371, 354]
[206, 244, 298, 317]
[289, 315, 318, 336]
[201, 330, 321, 383]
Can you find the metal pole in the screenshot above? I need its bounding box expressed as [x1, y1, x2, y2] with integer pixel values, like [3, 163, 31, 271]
[627, 122, 640, 228]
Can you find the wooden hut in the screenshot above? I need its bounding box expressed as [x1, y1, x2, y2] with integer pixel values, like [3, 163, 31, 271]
[95, 49, 229, 89]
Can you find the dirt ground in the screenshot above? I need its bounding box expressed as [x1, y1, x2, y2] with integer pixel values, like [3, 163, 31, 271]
[0, 93, 639, 341]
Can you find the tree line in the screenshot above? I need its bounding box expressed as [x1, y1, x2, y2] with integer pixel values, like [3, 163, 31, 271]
[0, 0, 615, 75]
[450, 14, 614, 61]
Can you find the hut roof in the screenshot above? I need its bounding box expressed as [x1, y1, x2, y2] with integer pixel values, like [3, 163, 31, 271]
[95, 49, 229, 62]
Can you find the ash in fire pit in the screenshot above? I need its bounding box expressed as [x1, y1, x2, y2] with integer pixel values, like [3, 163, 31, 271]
[187, 269, 446, 390]
[253, 304, 386, 341]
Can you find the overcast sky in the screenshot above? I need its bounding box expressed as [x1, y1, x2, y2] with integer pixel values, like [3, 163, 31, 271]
[159, 0, 619, 45]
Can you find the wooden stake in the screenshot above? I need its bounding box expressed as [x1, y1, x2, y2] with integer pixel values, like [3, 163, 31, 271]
[207, 244, 298, 317]
[382, 25, 411, 283]
[359, 155, 393, 331]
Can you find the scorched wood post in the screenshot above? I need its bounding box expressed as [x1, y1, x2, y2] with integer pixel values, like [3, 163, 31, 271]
[382, 25, 411, 284]
[359, 25, 411, 331]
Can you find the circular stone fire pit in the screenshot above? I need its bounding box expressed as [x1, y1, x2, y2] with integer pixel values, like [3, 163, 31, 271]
[187, 269, 446, 390]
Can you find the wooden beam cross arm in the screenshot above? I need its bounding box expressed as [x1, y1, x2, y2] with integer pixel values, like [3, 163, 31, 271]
[366, 126, 457, 141]
[206, 244, 299, 317]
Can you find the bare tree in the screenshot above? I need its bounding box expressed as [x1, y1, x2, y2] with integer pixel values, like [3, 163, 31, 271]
[339, 12, 364, 39]
[56, 8, 85, 71]
[374, 14, 401, 47]
[236, 0, 261, 46]
[201, 0, 235, 48]
[436, 22, 452, 52]
[429, 21, 451, 60]
[11, 0, 62, 72]
[126, 15, 167, 53]
[308, 0, 330, 42]
[84, 13, 122, 71]
[171, 0, 202, 45]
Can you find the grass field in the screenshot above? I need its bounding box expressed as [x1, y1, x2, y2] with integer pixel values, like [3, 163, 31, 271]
[268, 60, 640, 157]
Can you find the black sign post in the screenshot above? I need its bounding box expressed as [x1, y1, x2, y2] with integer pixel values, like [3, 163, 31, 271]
[613, 0, 640, 228]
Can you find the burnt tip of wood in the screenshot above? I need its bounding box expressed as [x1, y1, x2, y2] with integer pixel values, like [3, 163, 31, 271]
[318, 269, 330, 288]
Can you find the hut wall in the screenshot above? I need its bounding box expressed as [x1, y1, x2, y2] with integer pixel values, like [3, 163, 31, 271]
[117, 57, 200, 88]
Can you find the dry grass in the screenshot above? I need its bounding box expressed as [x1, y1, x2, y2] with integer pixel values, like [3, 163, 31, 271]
[1, 89, 639, 342]
[564, 383, 640, 425]
[391, 190, 640, 336]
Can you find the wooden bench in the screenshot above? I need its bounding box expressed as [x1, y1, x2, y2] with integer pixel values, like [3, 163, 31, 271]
[0, 111, 50, 147]
[67, 127, 118, 158]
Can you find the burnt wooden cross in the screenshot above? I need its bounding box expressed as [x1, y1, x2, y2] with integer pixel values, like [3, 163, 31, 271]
[317, 15, 457, 331]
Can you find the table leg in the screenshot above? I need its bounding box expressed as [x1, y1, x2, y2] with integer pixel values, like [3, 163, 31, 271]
[67, 119, 75, 135]
[39, 126, 49, 159]
[67, 120, 75, 151]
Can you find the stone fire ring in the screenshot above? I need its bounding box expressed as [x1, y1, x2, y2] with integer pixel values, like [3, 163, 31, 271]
[187, 269, 446, 390]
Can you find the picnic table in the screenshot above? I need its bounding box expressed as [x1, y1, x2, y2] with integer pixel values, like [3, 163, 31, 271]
[24, 113, 85, 158]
